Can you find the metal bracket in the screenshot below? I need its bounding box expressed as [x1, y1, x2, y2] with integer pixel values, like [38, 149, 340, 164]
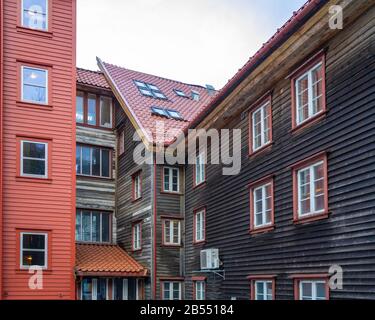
[192, 269, 225, 280]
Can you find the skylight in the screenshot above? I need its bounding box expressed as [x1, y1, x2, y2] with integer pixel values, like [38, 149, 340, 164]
[174, 89, 187, 98]
[150, 106, 184, 121]
[191, 90, 200, 101]
[134, 80, 167, 100]
[166, 109, 183, 120]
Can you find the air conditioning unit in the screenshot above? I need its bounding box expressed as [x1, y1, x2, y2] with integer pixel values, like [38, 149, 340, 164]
[200, 249, 220, 270]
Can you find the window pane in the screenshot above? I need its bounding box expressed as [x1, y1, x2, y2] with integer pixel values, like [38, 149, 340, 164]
[76, 146, 81, 174]
[101, 213, 110, 242]
[82, 278, 92, 300]
[23, 141, 45, 159]
[87, 95, 96, 125]
[23, 234, 45, 249]
[172, 169, 178, 191]
[164, 221, 170, 243]
[22, 67, 47, 103]
[101, 149, 110, 177]
[91, 148, 101, 177]
[100, 97, 112, 127]
[173, 222, 179, 244]
[301, 282, 312, 300]
[255, 282, 264, 300]
[76, 93, 84, 123]
[164, 168, 170, 191]
[22, 251, 45, 267]
[91, 212, 100, 242]
[23, 159, 45, 176]
[163, 283, 170, 300]
[81, 146, 91, 175]
[173, 283, 180, 300]
[113, 279, 123, 300]
[97, 278, 107, 300]
[82, 211, 91, 241]
[316, 282, 326, 300]
[75, 211, 81, 241]
[22, 0, 47, 30]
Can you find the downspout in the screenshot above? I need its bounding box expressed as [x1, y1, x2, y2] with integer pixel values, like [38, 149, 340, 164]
[0, 0, 4, 300]
[152, 154, 157, 299]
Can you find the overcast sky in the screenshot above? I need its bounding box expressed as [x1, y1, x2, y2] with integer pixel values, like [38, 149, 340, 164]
[77, 0, 306, 89]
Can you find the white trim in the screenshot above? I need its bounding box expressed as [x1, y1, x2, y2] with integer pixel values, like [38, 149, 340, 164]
[20, 140, 48, 179]
[20, 232, 48, 269]
[21, 0, 49, 31]
[21, 66, 48, 104]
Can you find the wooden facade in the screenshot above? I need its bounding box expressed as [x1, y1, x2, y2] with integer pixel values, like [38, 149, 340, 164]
[184, 0, 375, 300]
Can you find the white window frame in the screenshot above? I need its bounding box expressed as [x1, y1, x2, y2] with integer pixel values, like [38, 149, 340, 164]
[252, 183, 273, 228]
[76, 210, 111, 243]
[99, 96, 113, 128]
[81, 278, 110, 300]
[295, 62, 323, 125]
[195, 152, 205, 186]
[21, 0, 49, 31]
[162, 281, 182, 300]
[297, 161, 325, 217]
[254, 280, 273, 300]
[20, 232, 48, 269]
[21, 66, 48, 104]
[133, 223, 142, 251]
[252, 101, 271, 151]
[20, 140, 48, 178]
[163, 219, 181, 246]
[163, 167, 180, 193]
[194, 209, 205, 243]
[299, 280, 327, 300]
[195, 281, 205, 300]
[76, 145, 111, 178]
[133, 172, 142, 200]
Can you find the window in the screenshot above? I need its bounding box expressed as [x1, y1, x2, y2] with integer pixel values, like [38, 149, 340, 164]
[76, 145, 111, 178]
[194, 152, 205, 186]
[113, 278, 140, 300]
[194, 208, 205, 243]
[132, 223, 142, 251]
[249, 177, 274, 233]
[291, 54, 326, 129]
[151, 106, 169, 118]
[194, 281, 205, 300]
[191, 90, 200, 101]
[20, 232, 48, 269]
[163, 219, 181, 246]
[21, 66, 48, 104]
[75, 210, 111, 243]
[162, 282, 181, 300]
[21, 0, 48, 31]
[150, 107, 184, 120]
[250, 99, 272, 154]
[100, 96, 113, 128]
[76, 92, 84, 123]
[166, 109, 183, 120]
[293, 153, 328, 222]
[132, 171, 142, 201]
[81, 278, 108, 300]
[134, 80, 167, 99]
[249, 276, 275, 300]
[295, 278, 328, 300]
[20, 140, 48, 178]
[119, 130, 125, 156]
[163, 167, 179, 193]
[76, 92, 113, 128]
[174, 89, 187, 97]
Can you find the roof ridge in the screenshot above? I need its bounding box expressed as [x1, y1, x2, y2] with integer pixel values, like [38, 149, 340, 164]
[102, 61, 208, 89]
[76, 67, 103, 74]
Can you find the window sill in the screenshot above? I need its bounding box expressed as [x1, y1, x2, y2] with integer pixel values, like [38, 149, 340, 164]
[132, 248, 142, 253]
[248, 142, 273, 158]
[193, 240, 206, 246]
[132, 197, 143, 203]
[193, 181, 206, 190]
[16, 26, 53, 39]
[161, 244, 182, 248]
[250, 225, 275, 235]
[16, 100, 53, 111]
[16, 268, 53, 274]
[160, 191, 183, 196]
[76, 174, 114, 181]
[16, 176, 52, 184]
[76, 123, 114, 131]
[293, 211, 330, 224]
[291, 111, 327, 134]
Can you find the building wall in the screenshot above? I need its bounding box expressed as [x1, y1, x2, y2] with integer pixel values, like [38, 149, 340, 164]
[1, 0, 76, 299]
[185, 6, 375, 300]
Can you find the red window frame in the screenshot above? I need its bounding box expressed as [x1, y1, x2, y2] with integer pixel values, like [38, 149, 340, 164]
[16, 228, 52, 271]
[193, 207, 206, 244]
[192, 276, 206, 300]
[248, 95, 273, 157]
[16, 135, 52, 181]
[291, 274, 330, 300]
[290, 51, 327, 132]
[76, 91, 114, 130]
[249, 175, 275, 234]
[161, 217, 182, 247]
[132, 221, 142, 252]
[292, 152, 329, 224]
[247, 275, 276, 300]
[132, 170, 142, 201]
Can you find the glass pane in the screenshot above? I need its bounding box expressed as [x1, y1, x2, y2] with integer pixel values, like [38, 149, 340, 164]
[23, 234, 45, 249]
[22, 251, 45, 267]
[100, 97, 112, 127]
[23, 159, 45, 176]
[165, 221, 170, 243]
[92, 148, 101, 176]
[76, 146, 81, 174]
[113, 279, 123, 300]
[164, 168, 170, 191]
[23, 84, 46, 103]
[82, 211, 91, 241]
[81, 146, 91, 175]
[101, 149, 110, 177]
[173, 222, 179, 244]
[87, 95, 96, 125]
[75, 211, 81, 241]
[266, 282, 273, 300]
[255, 282, 264, 300]
[23, 142, 45, 159]
[22, 0, 47, 30]
[82, 278, 92, 300]
[301, 282, 312, 300]
[91, 212, 100, 242]
[173, 283, 180, 300]
[316, 282, 326, 300]
[76, 94, 84, 123]
[101, 213, 110, 242]
[97, 278, 107, 300]
[128, 279, 137, 300]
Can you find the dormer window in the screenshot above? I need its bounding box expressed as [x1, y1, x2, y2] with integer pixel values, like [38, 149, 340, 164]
[134, 80, 167, 99]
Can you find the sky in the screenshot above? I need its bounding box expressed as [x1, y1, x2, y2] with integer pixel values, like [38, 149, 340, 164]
[77, 0, 307, 89]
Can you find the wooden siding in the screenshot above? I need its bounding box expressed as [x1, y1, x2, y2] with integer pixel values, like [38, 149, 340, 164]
[185, 6, 375, 300]
[1, 0, 76, 299]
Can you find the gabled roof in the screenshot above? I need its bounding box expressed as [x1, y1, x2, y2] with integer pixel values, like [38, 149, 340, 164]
[75, 243, 147, 277]
[76, 67, 111, 90]
[97, 59, 216, 146]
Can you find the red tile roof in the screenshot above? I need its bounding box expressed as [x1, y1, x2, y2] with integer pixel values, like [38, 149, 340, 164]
[98, 60, 217, 145]
[75, 243, 147, 277]
[76, 67, 110, 90]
